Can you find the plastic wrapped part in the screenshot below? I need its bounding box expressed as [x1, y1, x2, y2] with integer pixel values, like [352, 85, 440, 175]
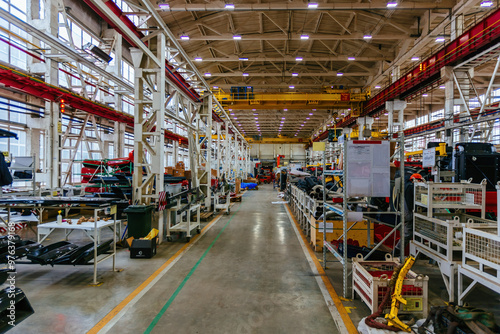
[0, 241, 39, 263]
[0, 286, 34, 332]
[52, 242, 95, 265]
[72, 240, 113, 265]
[26, 241, 71, 260]
[28, 243, 79, 265]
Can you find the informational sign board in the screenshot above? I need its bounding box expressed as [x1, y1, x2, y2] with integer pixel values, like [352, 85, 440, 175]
[346, 140, 390, 197]
[422, 148, 436, 168]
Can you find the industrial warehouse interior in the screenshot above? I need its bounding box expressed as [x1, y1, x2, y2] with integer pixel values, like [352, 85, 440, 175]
[0, 0, 500, 333]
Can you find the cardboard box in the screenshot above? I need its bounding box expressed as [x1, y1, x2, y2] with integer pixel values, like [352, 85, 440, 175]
[165, 167, 174, 175]
[310, 216, 374, 252]
[184, 170, 192, 180]
[176, 161, 185, 170]
[235, 178, 241, 194]
[173, 169, 185, 177]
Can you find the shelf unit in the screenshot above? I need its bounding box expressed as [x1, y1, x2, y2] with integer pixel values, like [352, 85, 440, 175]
[0, 199, 119, 285]
[165, 187, 202, 242]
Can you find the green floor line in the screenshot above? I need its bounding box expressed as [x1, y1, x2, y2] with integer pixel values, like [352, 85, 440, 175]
[144, 205, 241, 334]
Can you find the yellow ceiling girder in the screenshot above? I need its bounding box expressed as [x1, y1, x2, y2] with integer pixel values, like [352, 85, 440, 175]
[214, 91, 367, 110]
[244, 136, 309, 144]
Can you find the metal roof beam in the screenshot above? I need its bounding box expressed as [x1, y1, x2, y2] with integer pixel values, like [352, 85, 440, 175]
[181, 33, 411, 41]
[197, 56, 388, 62]
[160, 1, 454, 11]
[206, 71, 373, 77]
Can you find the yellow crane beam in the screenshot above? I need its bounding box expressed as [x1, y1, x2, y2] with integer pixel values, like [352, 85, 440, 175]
[244, 136, 309, 144]
[213, 91, 367, 110]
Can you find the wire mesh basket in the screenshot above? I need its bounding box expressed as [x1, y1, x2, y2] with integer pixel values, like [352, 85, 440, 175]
[413, 213, 497, 262]
[414, 181, 486, 216]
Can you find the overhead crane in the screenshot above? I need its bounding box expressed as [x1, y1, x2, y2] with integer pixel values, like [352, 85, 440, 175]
[313, 6, 500, 141]
[213, 88, 368, 110]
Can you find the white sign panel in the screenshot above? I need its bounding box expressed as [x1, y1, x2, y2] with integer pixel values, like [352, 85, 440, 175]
[346, 141, 390, 197]
[422, 148, 436, 168]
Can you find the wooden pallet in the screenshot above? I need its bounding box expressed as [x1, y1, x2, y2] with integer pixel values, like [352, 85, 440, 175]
[230, 195, 243, 202]
[198, 211, 214, 221]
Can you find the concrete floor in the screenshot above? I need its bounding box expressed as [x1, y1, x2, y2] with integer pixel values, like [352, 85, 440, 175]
[9, 185, 340, 334]
[7, 184, 500, 333]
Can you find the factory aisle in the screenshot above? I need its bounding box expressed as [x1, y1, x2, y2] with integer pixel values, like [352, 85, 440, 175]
[93, 184, 342, 334]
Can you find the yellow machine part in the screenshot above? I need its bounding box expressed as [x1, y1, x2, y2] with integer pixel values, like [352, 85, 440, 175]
[385, 256, 416, 332]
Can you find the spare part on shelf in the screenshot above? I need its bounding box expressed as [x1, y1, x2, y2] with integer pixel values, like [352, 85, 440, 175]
[27, 242, 79, 265]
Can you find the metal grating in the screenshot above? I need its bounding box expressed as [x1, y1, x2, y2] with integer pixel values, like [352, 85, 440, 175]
[465, 231, 500, 265]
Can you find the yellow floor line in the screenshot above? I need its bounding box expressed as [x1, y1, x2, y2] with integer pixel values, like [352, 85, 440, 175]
[285, 203, 358, 334]
[87, 211, 224, 334]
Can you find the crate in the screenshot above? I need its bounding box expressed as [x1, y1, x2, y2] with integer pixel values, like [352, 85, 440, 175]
[458, 225, 500, 305]
[462, 225, 500, 281]
[310, 216, 373, 252]
[413, 212, 497, 263]
[414, 181, 486, 216]
[352, 254, 429, 317]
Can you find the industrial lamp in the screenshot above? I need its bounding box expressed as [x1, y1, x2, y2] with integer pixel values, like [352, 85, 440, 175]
[83, 43, 113, 63]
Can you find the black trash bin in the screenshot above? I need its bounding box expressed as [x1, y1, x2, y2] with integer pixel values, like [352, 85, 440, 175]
[124, 205, 155, 238]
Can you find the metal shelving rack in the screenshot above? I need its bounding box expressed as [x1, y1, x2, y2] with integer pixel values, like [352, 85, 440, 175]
[0, 200, 119, 285]
[289, 136, 405, 299]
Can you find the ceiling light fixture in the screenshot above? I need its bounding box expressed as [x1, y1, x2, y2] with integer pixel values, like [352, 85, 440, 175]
[295, 57, 303, 61]
[435, 36, 445, 42]
[480, 0, 493, 7]
[289, 86, 295, 89]
[194, 57, 202, 61]
[411, 57, 420, 61]
[204, 72, 211, 77]
[292, 73, 299, 76]
[308, 2, 318, 9]
[242, 73, 249, 76]
[233, 35, 242, 40]
[225, 3, 235, 9]
[363, 34, 372, 40]
[158, 2, 170, 10]
[300, 34, 310, 40]
[386, 1, 398, 8]
[384, 113, 389, 116]
[337, 72, 343, 76]
[374, 85, 381, 89]
[309, 113, 313, 115]
[348, 57, 355, 61]
[239, 57, 248, 61]
[283, 109, 288, 111]
[180, 35, 190, 40]
[422, 93, 428, 97]
[439, 85, 445, 89]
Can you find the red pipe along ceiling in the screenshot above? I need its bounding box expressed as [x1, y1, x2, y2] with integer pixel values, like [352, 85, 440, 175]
[0, 64, 188, 145]
[314, 7, 500, 141]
